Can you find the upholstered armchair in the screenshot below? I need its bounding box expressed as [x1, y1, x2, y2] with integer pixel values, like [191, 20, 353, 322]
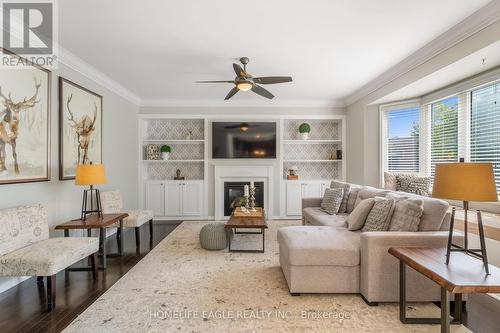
[100, 190, 154, 248]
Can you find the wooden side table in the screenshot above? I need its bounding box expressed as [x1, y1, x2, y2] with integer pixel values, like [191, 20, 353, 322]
[389, 247, 500, 333]
[55, 213, 128, 270]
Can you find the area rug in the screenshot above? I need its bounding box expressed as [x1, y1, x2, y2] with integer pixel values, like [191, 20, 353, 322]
[64, 221, 469, 333]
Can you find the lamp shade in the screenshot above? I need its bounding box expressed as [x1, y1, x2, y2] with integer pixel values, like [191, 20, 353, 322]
[75, 164, 107, 186]
[432, 162, 498, 202]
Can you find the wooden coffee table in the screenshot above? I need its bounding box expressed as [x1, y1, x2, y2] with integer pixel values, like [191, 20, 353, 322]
[55, 213, 128, 270]
[225, 210, 267, 253]
[389, 247, 500, 333]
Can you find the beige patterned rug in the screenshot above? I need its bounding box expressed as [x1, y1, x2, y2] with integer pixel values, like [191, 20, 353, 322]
[64, 221, 470, 333]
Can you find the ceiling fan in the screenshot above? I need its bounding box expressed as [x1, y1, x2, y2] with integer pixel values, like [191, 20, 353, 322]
[196, 57, 292, 100]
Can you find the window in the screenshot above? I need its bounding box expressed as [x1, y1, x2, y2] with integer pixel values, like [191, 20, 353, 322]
[430, 96, 459, 177]
[382, 106, 420, 173]
[471, 83, 500, 192]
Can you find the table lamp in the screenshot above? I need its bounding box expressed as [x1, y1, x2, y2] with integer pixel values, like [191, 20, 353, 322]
[432, 162, 498, 274]
[75, 163, 107, 220]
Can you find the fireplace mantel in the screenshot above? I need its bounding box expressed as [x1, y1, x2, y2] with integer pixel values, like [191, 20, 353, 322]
[214, 165, 274, 220]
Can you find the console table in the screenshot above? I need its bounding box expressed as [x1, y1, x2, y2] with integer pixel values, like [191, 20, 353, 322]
[389, 247, 500, 333]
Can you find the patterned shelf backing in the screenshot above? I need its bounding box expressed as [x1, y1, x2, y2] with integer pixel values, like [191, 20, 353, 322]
[147, 162, 204, 180]
[284, 143, 339, 160]
[283, 119, 340, 140]
[144, 143, 204, 160]
[283, 162, 340, 180]
[145, 119, 205, 140]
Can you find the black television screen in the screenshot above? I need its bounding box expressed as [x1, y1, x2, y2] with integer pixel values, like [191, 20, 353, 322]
[212, 122, 276, 159]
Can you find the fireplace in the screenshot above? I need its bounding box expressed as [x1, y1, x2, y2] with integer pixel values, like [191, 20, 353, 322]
[224, 181, 264, 216]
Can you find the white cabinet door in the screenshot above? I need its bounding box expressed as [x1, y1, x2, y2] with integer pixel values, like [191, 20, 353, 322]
[286, 182, 303, 216]
[302, 182, 322, 198]
[182, 182, 202, 216]
[146, 182, 164, 216]
[164, 182, 182, 217]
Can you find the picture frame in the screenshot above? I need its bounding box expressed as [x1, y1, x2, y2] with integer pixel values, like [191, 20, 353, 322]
[59, 77, 103, 180]
[0, 47, 51, 185]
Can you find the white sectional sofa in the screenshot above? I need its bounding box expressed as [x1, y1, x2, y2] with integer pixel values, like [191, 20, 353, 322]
[278, 183, 458, 305]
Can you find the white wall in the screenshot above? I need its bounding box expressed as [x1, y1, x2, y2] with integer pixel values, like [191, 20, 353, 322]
[0, 62, 139, 293]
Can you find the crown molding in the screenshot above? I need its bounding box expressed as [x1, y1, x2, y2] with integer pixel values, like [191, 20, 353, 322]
[343, 1, 500, 107]
[139, 99, 346, 108]
[58, 47, 141, 105]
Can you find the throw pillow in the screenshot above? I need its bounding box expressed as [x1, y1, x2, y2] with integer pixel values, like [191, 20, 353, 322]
[346, 198, 375, 231]
[330, 180, 351, 213]
[396, 174, 431, 196]
[362, 197, 395, 232]
[321, 188, 344, 215]
[346, 186, 362, 213]
[384, 172, 397, 190]
[389, 198, 424, 232]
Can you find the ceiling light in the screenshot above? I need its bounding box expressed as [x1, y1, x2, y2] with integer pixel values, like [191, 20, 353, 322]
[237, 82, 252, 91]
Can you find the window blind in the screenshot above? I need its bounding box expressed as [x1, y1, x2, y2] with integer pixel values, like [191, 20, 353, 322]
[385, 107, 420, 173]
[430, 96, 459, 177]
[471, 82, 500, 193]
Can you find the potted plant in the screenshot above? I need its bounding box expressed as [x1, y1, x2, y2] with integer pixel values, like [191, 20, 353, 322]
[299, 123, 311, 140]
[160, 145, 171, 160]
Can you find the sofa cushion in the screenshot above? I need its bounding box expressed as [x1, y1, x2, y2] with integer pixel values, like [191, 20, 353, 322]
[347, 198, 375, 231]
[0, 204, 49, 256]
[321, 188, 344, 215]
[303, 207, 348, 228]
[362, 197, 395, 232]
[277, 226, 360, 266]
[394, 191, 449, 231]
[389, 198, 424, 232]
[346, 185, 362, 213]
[0, 237, 99, 276]
[330, 180, 351, 213]
[355, 187, 390, 208]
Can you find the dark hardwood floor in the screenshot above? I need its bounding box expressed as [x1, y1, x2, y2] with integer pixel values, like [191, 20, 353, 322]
[0, 221, 180, 333]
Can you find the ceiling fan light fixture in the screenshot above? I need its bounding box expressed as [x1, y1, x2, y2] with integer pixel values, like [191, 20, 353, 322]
[237, 81, 252, 91]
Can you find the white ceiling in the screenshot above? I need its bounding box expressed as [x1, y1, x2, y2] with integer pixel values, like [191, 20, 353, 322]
[373, 40, 500, 104]
[58, 0, 491, 106]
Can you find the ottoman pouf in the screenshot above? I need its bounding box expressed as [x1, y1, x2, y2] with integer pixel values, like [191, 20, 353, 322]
[200, 223, 228, 250]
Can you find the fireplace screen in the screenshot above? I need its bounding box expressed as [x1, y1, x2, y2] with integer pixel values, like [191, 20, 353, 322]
[224, 181, 264, 216]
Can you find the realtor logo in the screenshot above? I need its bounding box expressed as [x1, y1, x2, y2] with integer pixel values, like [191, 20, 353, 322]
[1, 0, 57, 68]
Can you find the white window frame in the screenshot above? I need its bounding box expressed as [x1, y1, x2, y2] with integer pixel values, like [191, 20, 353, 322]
[379, 100, 422, 188]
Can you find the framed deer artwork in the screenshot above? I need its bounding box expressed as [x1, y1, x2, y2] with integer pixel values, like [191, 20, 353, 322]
[59, 77, 102, 180]
[0, 48, 51, 185]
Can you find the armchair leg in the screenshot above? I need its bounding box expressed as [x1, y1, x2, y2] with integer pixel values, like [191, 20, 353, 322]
[116, 227, 121, 250]
[36, 276, 44, 286]
[90, 252, 98, 280]
[47, 275, 56, 311]
[135, 227, 140, 248]
[149, 219, 153, 241]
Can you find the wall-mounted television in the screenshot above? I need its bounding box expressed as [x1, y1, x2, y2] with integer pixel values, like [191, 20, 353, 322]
[212, 122, 276, 159]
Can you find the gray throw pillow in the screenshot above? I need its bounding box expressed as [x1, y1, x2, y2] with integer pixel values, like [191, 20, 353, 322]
[362, 197, 395, 232]
[396, 174, 431, 196]
[346, 187, 362, 213]
[389, 198, 424, 232]
[330, 180, 351, 213]
[347, 198, 375, 231]
[321, 188, 344, 215]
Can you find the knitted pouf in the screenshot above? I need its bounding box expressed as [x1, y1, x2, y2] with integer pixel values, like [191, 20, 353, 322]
[199, 223, 228, 250]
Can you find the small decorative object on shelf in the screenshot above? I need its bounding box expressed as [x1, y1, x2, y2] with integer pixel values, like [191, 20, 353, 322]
[330, 153, 337, 160]
[299, 123, 311, 140]
[160, 145, 171, 160]
[174, 169, 185, 180]
[336, 149, 342, 160]
[287, 165, 299, 180]
[146, 144, 161, 160]
[185, 130, 193, 140]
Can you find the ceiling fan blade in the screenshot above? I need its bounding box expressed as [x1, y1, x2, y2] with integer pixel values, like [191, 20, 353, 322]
[233, 63, 247, 78]
[224, 87, 239, 100]
[251, 84, 274, 99]
[253, 76, 293, 84]
[196, 80, 234, 83]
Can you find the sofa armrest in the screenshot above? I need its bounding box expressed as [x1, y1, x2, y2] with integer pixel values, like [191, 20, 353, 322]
[360, 231, 463, 303]
[302, 197, 322, 209]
